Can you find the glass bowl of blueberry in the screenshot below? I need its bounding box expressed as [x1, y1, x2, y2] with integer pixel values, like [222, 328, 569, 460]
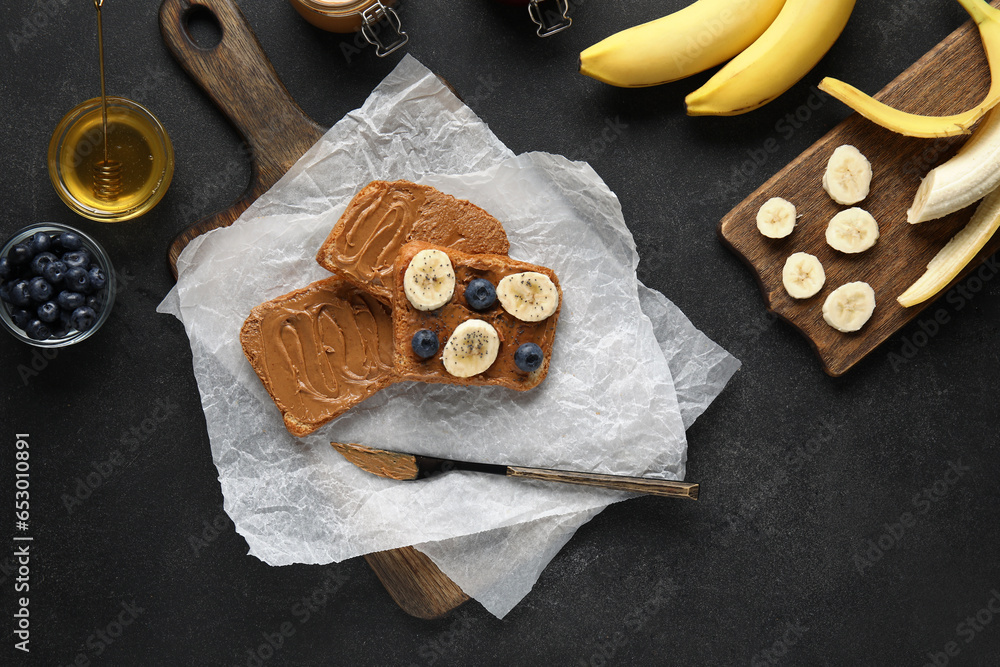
[0, 223, 115, 347]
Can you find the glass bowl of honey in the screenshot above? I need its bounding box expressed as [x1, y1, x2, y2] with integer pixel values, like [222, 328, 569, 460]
[47, 96, 174, 223]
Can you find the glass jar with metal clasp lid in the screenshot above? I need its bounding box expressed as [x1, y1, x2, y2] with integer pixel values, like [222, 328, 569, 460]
[288, 0, 408, 57]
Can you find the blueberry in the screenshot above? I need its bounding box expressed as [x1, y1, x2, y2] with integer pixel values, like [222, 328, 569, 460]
[8, 279, 32, 307]
[411, 329, 439, 359]
[11, 308, 31, 329]
[86, 295, 101, 312]
[87, 266, 107, 291]
[58, 308, 73, 331]
[513, 342, 544, 373]
[56, 232, 83, 251]
[0, 281, 9, 303]
[29, 232, 51, 254]
[62, 250, 91, 270]
[28, 276, 53, 302]
[9, 242, 33, 266]
[37, 301, 60, 323]
[57, 290, 86, 311]
[63, 267, 90, 292]
[70, 306, 97, 332]
[30, 251, 58, 275]
[0, 256, 10, 280]
[42, 260, 67, 285]
[464, 278, 497, 311]
[24, 319, 51, 341]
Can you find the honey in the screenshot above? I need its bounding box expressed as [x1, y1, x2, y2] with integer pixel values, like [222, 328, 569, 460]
[48, 97, 173, 222]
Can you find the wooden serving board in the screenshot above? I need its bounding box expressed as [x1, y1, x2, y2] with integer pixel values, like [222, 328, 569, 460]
[159, 0, 467, 618]
[720, 3, 1000, 376]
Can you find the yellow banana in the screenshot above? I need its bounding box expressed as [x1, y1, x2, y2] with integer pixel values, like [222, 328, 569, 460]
[819, 0, 1000, 138]
[685, 0, 855, 116]
[579, 0, 786, 88]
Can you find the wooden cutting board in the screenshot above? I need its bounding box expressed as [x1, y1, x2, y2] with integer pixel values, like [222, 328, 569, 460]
[159, 0, 467, 619]
[720, 3, 1000, 376]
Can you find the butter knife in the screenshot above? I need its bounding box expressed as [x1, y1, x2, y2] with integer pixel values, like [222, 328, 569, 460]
[331, 442, 699, 500]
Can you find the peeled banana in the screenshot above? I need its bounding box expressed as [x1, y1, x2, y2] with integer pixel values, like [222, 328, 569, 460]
[908, 108, 1000, 224]
[818, 0, 1000, 138]
[578, 0, 785, 88]
[685, 0, 856, 116]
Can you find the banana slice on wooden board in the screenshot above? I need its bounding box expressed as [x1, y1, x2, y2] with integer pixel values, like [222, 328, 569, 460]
[823, 145, 872, 205]
[756, 197, 797, 238]
[822, 282, 876, 332]
[782, 252, 826, 299]
[826, 208, 879, 253]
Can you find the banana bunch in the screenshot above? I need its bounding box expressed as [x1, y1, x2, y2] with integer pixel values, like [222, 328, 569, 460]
[579, 0, 855, 116]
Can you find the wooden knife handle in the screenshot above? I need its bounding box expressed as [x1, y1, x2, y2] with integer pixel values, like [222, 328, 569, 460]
[506, 466, 699, 500]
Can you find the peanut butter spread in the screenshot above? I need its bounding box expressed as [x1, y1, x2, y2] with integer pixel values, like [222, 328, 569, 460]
[240, 278, 396, 436]
[392, 241, 561, 391]
[316, 180, 510, 302]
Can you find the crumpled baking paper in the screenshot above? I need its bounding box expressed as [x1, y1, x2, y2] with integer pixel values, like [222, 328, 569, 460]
[158, 55, 739, 618]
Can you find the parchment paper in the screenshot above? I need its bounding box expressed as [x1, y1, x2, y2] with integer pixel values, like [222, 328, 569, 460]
[158, 55, 739, 618]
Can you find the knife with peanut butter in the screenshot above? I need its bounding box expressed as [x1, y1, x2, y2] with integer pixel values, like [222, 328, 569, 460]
[332, 442, 699, 500]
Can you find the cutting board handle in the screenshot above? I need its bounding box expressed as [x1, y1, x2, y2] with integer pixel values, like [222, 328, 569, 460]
[159, 0, 325, 273]
[159, 0, 324, 183]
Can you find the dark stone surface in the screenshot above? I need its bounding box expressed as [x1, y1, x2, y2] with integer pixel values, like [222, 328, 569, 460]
[1, 0, 999, 665]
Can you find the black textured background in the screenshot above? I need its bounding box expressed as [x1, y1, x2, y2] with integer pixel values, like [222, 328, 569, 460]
[2, 0, 999, 665]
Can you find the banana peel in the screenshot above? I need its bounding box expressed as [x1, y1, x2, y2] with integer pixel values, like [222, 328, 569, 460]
[898, 186, 1000, 306]
[819, 0, 1000, 138]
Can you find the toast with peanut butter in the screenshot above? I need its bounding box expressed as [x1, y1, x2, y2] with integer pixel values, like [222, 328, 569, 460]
[315, 180, 510, 303]
[244, 183, 556, 437]
[240, 278, 397, 437]
[392, 241, 561, 391]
